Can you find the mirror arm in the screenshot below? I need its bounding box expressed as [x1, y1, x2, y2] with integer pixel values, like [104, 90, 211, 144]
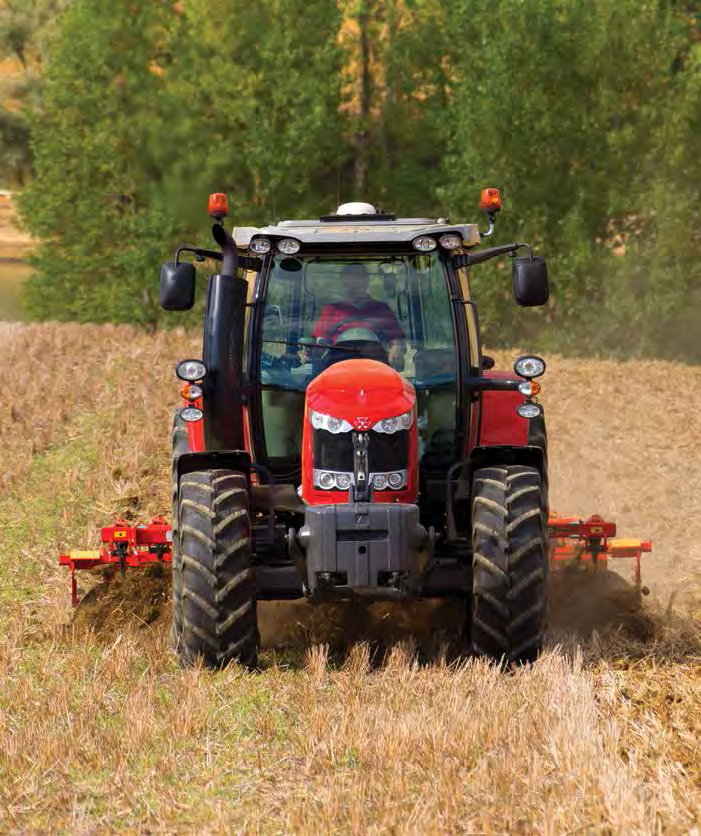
[175, 245, 223, 265]
[453, 241, 533, 268]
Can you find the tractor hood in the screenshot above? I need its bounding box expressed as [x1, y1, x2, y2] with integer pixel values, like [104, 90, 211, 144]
[306, 359, 415, 428]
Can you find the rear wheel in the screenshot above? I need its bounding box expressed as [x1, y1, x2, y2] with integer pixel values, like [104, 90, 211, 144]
[177, 468, 258, 669]
[470, 464, 548, 664]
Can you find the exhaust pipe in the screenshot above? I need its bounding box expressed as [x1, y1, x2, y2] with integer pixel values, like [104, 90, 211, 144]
[202, 224, 247, 452]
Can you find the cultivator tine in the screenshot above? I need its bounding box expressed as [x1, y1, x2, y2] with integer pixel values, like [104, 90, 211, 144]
[59, 518, 173, 605]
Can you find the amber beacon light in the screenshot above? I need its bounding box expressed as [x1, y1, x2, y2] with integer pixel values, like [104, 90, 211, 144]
[208, 192, 228, 219]
[480, 187, 502, 213]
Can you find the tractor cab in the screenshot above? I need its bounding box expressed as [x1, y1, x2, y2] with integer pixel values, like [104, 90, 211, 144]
[251, 228, 468, 487]
[159, 193, 554, 668]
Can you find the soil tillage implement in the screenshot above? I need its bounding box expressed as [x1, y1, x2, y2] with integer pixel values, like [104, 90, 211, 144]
[59, 518, 172, 607]
[548, 513, 652, 594]
[60, 190, 653, 666]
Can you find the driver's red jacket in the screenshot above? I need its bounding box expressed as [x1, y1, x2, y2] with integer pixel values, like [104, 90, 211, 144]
[311, 299, 404, 344]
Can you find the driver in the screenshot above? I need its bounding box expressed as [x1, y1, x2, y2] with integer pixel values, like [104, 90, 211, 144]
[311, 263, 406, 369]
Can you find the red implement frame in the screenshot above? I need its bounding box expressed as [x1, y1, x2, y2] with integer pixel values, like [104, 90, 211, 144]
[59, 514, 651, 605]
[547, 513, 652, 588]
[59, 518, 172, 606]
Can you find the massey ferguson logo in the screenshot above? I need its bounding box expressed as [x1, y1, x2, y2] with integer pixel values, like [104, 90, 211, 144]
[355, 417, 371, 430]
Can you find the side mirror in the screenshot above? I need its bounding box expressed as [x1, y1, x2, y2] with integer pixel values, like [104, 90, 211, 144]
[160, 262, 196, 311]
[512, 257, 549, 307]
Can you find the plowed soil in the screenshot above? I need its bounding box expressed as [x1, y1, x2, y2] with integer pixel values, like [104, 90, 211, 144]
[71, 564, 172, 637]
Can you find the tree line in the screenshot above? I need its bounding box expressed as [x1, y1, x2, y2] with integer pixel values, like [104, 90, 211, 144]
[1, 0, 700, 360]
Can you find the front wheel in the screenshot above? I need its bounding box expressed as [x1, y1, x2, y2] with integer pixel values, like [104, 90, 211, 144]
[470, 464, 549, 664]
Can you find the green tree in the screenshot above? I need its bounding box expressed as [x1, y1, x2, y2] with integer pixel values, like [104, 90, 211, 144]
[440, 0, 699, 358]
[0, 0, 71, 185]
[20, 0, 345, 323]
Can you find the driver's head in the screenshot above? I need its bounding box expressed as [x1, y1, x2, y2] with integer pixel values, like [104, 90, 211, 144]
[340, 263, 370, 303]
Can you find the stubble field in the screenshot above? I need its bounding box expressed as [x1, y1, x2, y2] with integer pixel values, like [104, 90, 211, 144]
[0, 322, 699, 832]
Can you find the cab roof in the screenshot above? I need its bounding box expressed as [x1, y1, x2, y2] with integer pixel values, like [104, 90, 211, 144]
[232, 217, 482, 249]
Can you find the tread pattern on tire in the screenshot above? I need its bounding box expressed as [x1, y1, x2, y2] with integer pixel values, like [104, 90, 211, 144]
[178, 468, 258, 669]
[170, 411, 189, 650]
[471, 464, 548, 664]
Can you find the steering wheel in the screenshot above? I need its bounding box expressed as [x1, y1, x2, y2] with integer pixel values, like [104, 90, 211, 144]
[326, 317, 384, 346]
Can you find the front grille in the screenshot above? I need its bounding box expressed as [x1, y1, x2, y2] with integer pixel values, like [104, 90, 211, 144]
[313, 429, 353, 472]
[312, 428, 409, 477]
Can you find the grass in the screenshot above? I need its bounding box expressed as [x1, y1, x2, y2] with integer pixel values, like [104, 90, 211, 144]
[0, 323, 699, 832]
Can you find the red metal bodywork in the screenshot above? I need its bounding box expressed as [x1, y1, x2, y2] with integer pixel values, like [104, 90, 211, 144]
[478, 370, 529, 447]
[184, 396, 205, 452]
[59, 518, 172, 606]
[302, 359, 418, 505]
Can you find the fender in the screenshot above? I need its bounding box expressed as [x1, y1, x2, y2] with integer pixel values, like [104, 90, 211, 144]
[468, 443, 545, 481]
[479, 371, 529, 447]
[175, 450, 251, 483]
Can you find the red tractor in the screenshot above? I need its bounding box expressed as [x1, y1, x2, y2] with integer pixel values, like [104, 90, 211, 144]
[157, 191, 555, 668]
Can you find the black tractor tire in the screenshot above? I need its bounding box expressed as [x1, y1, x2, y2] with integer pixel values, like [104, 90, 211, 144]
[170, 410, 189, 651]
[470, 464, 549, 665]
[177, 468, 258, 669]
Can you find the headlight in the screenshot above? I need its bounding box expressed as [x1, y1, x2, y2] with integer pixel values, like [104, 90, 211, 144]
[388, 471, 405, 490]
[317, 471, 336, 490]
[277, 238, 301, 255]
[514, 355, 546, 379]
[370, 470, 407, 491]
[335, 473, 352, 491]
[412, 236, 437, 252]
[176, 359, 208, 382]
[250, 237, 272, 254]
[517, 402, 543, 419]
[314, 469, 354, 490]
[181, 406, 203, 422]
[372, 474, 388, 490]
[372, 410, 413, 433]
[439, 233, 462, 250]
[310, 409, 353, 434]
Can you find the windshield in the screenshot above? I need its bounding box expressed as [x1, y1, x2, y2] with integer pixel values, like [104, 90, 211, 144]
[260, 254, 456, 392]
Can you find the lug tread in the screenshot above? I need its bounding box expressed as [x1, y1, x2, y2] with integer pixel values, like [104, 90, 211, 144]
[507, 485, 541, 505]
[176, 469, 258, 669]
[180, 498, 216, 519]
[217, 599, 254, 635]
[508, 567, 544, 600]
[473, 496, 508, 517]
[180, 480, 214, 494]
[214, 487, 249, 506]
[214, 538, 249, 569]
[469, 464, 549, 665]
[216, 568, 254, 603]
[473, 552, 508, 581]
[180, 524, 215, 550]
[182, 554, 217, 587]
[214, 509, 248, 536]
